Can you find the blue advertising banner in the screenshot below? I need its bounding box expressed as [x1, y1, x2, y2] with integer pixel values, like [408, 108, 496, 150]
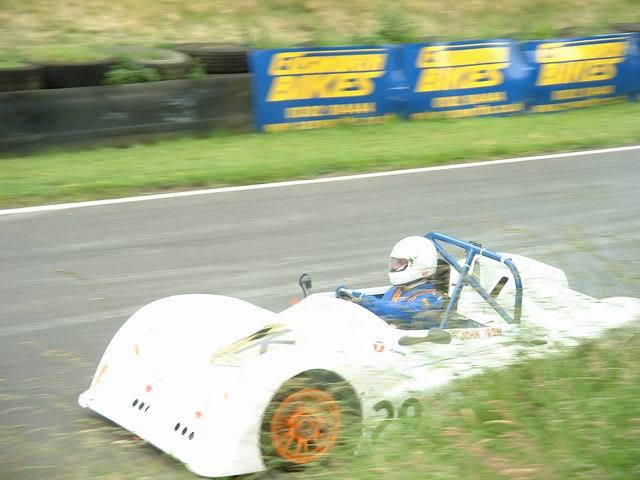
[521, 33, 640, 112]
[249, 46, 400, 131]
[402, 39, 532, 120]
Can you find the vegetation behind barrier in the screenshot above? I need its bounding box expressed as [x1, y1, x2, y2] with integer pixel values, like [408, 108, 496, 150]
[1, 0, 639, 49]
[1, 1, 639, 90]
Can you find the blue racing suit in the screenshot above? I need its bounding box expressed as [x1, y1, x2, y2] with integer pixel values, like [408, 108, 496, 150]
[338, 282, 445, 329]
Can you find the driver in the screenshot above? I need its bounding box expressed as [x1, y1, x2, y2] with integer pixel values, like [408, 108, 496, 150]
[336, 236, 445, 329]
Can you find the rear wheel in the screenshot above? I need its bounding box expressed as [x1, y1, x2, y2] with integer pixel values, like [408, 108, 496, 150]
[260, 372, 361, 469]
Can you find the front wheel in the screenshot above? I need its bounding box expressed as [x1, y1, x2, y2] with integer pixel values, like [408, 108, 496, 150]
[260, 372, 361, 469]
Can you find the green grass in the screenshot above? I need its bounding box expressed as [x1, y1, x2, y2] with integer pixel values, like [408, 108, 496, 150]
[110, 47, 177, 62]
[0, 51, 31, 68]
[0, 59, 30, 68]
[1, 0, 639, 51]
[312, 325, 640, 480]
[0, 60, 29, 68]
[1, 101, 640, 208]
[25, 45, 111, 63]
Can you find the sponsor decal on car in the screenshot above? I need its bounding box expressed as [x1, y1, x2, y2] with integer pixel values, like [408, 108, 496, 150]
[211, 324, 296, 366]
[450, 326, 502, 340]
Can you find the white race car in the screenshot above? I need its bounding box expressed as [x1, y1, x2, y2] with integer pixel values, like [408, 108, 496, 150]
[78, 232, 640, 478]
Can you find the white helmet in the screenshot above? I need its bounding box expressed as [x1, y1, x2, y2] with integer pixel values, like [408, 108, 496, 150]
[388, 236, 438, 286]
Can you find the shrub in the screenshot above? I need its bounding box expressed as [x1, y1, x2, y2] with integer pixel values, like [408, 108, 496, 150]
[186, 59, 206, 80]
[104, 61, 161, 85]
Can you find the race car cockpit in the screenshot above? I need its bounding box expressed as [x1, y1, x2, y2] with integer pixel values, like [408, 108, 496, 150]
[298, 232, 523, 344]
[397, 232, 523, 345]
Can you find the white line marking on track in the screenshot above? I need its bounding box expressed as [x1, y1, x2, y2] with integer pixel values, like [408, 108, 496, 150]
[2, 145, 638, 216]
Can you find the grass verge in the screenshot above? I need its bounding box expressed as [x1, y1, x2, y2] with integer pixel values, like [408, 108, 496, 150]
[1, 101, 640, 208]
[314, 325, 640, 480]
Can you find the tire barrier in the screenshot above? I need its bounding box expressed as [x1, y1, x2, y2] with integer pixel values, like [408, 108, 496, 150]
[251, 34, 640, 131]
[174, 43, 249, 74]
[35, 59, 117, 89]
[0, 64, 43, 93]
[109, 47, 193, 81]
[0, 44, 248, 95]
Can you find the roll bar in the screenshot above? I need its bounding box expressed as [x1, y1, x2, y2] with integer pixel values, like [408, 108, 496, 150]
[424, 232, 523, 328]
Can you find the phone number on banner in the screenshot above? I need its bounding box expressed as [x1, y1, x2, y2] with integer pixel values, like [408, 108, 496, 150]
[264, 113, 396, 132]
[285, 102, 377, 119]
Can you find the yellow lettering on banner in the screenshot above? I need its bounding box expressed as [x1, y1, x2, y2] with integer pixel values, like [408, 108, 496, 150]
[537, 58, 622, 86]
[413, 45, 510, 92]
[268, 52, 387, 75]
[536, 41, 627, 63]
[267, 72, 383, 101]
[264, 113, 395, 132]
[416, 46, 509, 68]
[415, 64, 507, 92]
[534, 40, 627, 86]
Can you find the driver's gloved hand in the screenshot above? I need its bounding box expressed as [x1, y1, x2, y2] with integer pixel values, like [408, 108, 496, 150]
[335, 286, 361, 302]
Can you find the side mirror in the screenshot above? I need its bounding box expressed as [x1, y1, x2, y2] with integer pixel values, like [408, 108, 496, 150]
[298, 273, 312, 298]
[398, 328, 452, 346]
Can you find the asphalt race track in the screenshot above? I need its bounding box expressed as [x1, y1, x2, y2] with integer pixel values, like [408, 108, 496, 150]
[1, 148, 639, 478]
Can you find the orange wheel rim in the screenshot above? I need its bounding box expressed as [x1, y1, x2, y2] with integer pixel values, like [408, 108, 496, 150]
[270, 387, 341, 464]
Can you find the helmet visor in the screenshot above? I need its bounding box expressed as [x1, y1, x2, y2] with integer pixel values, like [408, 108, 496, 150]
[389, 257, 409, 273]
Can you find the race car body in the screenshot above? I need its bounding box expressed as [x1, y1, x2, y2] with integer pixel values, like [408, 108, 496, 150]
[78, 232, 640, 478]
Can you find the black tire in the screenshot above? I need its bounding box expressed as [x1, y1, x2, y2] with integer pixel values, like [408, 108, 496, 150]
[260, 371, 362, 470]
[0, 64, 43, 92]
[34, 59, 116, 88]
[110, 47, 193, 80]
[173, 43, 249, 74]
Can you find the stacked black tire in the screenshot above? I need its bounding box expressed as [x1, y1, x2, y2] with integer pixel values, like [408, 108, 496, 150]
[0, 64, 43, 92]
[110, 47, 193, 80]
[37, 59, 116, 89]
[0, 43, 249, 93]
[174, 44, 249, 74]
